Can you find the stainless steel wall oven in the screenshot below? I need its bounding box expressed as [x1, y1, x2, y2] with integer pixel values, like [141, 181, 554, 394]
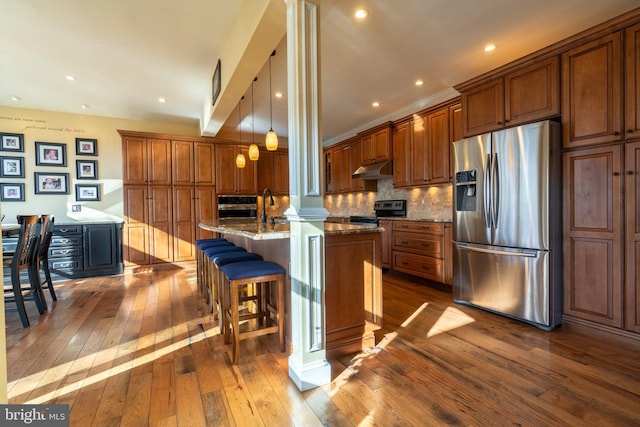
[217, 195, 257, 219]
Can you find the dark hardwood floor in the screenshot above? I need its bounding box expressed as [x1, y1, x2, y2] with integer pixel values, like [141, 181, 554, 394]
[5, 265, 640, 426]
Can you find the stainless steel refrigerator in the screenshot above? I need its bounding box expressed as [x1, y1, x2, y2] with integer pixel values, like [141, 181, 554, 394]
[452, 120, 562, 330]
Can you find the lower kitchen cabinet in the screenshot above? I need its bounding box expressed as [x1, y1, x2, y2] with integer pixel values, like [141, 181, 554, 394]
[378, 219, 392, 269]
[392, 221, 446, 283]
[49, 222, 123, 280]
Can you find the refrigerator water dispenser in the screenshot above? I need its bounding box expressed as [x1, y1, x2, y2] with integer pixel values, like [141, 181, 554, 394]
[455, 170, 477, 211]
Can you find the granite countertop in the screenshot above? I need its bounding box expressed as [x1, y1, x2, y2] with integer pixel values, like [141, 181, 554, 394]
[199, 219, 383, 240]
[330, 216, 452, 223]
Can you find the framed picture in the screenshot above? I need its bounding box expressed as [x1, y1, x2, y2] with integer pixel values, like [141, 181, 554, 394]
[212, 59, 221, 106]
[0, 183, 25, 201]
[0, 133, 24, 152]
[35, 142, 66, 166]
[76, 159, 98, 179]
[76, 138, 98, 156]
[0, 156, 24, 178]
[75, 184, 100, 201]
[34, 172, 69, 194]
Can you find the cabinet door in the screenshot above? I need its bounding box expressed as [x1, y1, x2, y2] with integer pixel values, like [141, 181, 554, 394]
[172, 140, 194, 185]
[392, 121, 412, 188]
[625, 141, 640, 333]
[215, 145, 237, 194]
[123, 185, 149, 265]
[149, 185, 173, 263]
[237, 146, 257, 194]
[324, 149, 333, 194]
[148, 138, 172, 185]
[504, 56, 559, 126]
[461, 78, 504, 137]
[426, 108, 451, 184]
[273, 151, 289, 194]
[84, 224, 118, 272]
[351, 139, 365, 191]
[194, 142, 216, 185]
[378, 220, 392, 269]
[122, 136, 147, 184]
[563, 145, 623, 327]
[562, 32, 622, 148]
[373, 127, 391, 161]
[195, 186, 216, 240]
[361, 133, 375, 164]
[625, 24, 640, 140]
[173, 185, 195, 262]
[410, 115, 428, 185]
[449, 103, 463, 143]
[257, 150, 274, 192]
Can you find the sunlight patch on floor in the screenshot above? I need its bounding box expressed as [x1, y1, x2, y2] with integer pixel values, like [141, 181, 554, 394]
[426, 306, 475, 337]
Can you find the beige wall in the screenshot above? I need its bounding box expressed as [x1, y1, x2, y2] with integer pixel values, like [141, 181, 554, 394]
[0, 106, 200, 224]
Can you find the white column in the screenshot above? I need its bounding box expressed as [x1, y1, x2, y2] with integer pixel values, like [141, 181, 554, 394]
[284, 0, 331, 391]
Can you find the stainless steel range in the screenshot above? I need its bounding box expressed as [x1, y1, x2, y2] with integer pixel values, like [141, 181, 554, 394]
[348, 200, 407, 226]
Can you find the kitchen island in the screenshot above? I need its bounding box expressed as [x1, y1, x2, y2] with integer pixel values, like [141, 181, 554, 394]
[199, 219, 383, 358]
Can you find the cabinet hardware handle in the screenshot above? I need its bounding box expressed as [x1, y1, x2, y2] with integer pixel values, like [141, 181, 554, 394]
[613, 131, 620, 136]
[505, 119, 510, 123]
[497, 121, 503, 125]
[628, 171, 635, 175]
[400, 240, 409, 244]
[401, 261, 409, 266]
[421, 266, 431, 271]
[628, 129, 634, 133]
[59, 228, 69, 232]
[421, 243, 431, 247]
[613, 172, 620, 176]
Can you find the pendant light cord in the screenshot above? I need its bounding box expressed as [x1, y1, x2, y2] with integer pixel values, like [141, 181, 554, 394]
[269, 50, 275, 130]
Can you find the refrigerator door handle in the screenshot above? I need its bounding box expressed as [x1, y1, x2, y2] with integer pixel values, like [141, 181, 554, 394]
[483, 153, 491, 228]
[456, 242, 538, 258]
[492, 153, 499, 227]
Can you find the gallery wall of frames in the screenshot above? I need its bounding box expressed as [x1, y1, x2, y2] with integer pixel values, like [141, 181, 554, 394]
[0, 132, 101, 203]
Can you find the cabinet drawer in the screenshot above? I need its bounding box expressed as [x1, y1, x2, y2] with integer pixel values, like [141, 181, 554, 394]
[393, 232, 443, 258]
[53, 225, 82, 235]
[393, 252, 443, 282]
[49, 247, 82, 257]
[392, 221, 444, 235]
[51, 236, 82, 246]
[49, 257, 83, 271]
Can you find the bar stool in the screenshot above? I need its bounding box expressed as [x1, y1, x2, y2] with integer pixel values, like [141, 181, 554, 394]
[196, 238, 230, 295]
[29, 215, 55, 302]
[209, 251, 263, 333]
[202, 245, 246, 314]
[219, 260, 285, 364]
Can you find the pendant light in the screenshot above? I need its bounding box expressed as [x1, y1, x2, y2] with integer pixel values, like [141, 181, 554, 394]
[235, 97, 246, 168]
[248, 77, 260, 161]
[265, 50, 278, 151]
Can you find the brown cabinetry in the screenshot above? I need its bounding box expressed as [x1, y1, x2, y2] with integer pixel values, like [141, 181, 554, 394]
[257, 149, 289, 195]
[393, 102, 454, 188]
[324, 138, 375, 194]
[215, 144, 257, 195]
[563, 144, 623, 328]
[562, 32, 623, 148]
[392, 221, 445, 283]
[625, 23, 640, 140]
[459, 56, 559, 137]
[378, 219, 392, 269]
[361, 124, 392, 164]
[625, 141, 640, 333]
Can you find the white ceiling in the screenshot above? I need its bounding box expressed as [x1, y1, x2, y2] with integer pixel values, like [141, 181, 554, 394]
[1, 0, 639, 146]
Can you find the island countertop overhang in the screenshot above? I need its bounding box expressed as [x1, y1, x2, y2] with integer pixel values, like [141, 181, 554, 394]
[199, 219, 383, 240]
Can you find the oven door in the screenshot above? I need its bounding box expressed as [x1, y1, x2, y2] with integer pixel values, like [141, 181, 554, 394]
[217, 195, 257, 219]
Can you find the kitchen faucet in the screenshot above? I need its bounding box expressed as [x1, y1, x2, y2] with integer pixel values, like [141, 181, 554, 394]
[261, 188, 274, 223]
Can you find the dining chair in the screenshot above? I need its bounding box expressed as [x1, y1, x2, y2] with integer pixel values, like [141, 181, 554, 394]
[4, 215, 46, 327]
[29, 215, 56, 302]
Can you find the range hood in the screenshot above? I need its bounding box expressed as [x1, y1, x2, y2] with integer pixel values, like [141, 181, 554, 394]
[351, 160, 393, 180]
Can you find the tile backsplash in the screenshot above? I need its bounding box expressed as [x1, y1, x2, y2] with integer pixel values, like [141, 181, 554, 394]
[324, 178, 453, 220]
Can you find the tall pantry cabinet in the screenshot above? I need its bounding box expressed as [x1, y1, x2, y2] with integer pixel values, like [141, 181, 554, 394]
[121, 132, 217, 265]
[562, 20, 640, 335]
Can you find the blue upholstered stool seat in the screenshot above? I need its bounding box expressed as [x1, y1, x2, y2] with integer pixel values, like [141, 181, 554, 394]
[212, 252, 263, 266]
[219, 260, 285, 280]
[203, 246, 245, 257]
[220, 259, 286, 364]
[198, 240, 233, 250]
[196, 237, 227, 248]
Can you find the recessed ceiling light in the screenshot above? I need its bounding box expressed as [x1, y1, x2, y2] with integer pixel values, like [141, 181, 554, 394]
[274, 92, 283, 98]
[81, 104, 89, 109]
[11, 96, 21, 102]
[484, 44, 496, 52]
[415, 79, 424, 86]
[372, 101, 380, 107]
[354, 8, 368, 20]
[158, 97, 166, 103]
[65, 75, 76, 81]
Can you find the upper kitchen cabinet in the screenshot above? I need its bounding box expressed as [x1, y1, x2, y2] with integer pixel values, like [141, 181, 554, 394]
[626, 23, 640, 140]
[392, 119, 412, 188]
[194, 142, 216, 186]
[424, 108, 451, 184]
[449, 103, 463, 143]
[457, 56, 560, 137]
[122, 136, 172, 185]
[324, 137, 375, 194]
[562, 32, 623, 148]
[361, 123, 392, 164]
[257, 149, 289, 195]
[215, 144, 257, 195]
[172, 140, 194, 185]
